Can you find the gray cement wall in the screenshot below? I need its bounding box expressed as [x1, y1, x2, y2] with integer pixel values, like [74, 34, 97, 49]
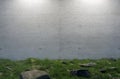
[0, 0, 120, 60]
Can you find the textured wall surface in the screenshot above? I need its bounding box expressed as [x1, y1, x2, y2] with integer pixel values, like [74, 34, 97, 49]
[0, 0, 120, 60]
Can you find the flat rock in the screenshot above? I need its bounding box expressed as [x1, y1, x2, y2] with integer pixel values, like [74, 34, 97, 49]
[20, 69, 50, 79]
[108, 58, 117, 62]
[80, 62, 96, 67]
[112, 77, 120, 79]
[70, 69, 91, 77]
[100, 67, 117, 73]
[0, 72, 3, 76]
[109, 67, 117, 70]
[61, 61, 68, 65]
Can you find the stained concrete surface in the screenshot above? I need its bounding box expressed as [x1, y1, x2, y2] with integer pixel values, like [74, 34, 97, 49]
[0, 0, 120, 60]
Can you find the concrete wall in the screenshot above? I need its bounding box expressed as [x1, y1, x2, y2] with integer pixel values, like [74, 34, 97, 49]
[0, 0, 120, 60]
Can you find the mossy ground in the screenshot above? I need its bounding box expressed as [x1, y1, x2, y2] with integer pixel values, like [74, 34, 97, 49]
[0, 58, 120, 79]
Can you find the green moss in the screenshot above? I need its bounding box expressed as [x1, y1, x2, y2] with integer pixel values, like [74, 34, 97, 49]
[0, 58, 120, 79]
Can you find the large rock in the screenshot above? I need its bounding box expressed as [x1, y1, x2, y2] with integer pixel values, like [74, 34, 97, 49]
[20, 69, 50, 79]
[70, 69, 91, 77]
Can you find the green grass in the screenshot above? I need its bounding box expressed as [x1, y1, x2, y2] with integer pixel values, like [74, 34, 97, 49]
[0, 58, 120, 79]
